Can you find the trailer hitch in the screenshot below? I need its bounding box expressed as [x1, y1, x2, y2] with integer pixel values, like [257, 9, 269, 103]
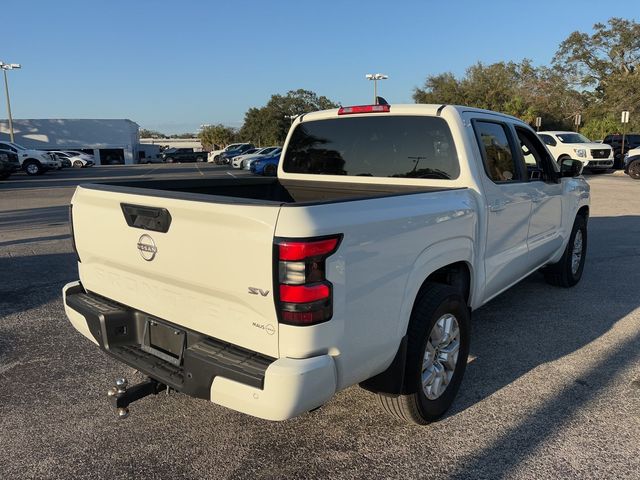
[107, 377, 166, 419]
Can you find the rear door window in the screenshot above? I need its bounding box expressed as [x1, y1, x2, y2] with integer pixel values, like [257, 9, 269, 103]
[283, 116, 459, 179]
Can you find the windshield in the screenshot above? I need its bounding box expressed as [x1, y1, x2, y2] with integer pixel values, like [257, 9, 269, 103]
[556, 133, 591, 144]
[283, 116, 459, 179]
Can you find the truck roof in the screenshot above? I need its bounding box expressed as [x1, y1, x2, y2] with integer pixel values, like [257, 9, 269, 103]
[298, 104, 524, 124]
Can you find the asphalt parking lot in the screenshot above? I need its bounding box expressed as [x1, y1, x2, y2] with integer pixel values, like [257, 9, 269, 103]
[0, 165, 638, 479]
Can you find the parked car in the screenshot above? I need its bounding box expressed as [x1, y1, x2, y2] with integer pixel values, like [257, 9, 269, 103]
[208, 143, 250, 164]
[624, 147, 640, 180]
[602, 134, 640, 168]
[0, 141, 60, 175]
[229, 148, 261, 168]
[0, 152, 18, 179]
[219, 143, 256, 165]
[161, 148, 207, 163]
[250, 152, 280, 176]
[63, 103, 589, 425]
[538, 131, 613, 172]
[52, 151, 95, 168]
[236, 147, 282, 169]
[0, 148, 21, 174]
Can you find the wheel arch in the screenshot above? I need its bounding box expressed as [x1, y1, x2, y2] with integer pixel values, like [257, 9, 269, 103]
[359, 241, 475, 395]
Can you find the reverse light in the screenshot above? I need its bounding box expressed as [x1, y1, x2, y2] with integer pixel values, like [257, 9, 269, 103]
[338, 105, 390, 115]
[275, 234, 342, 326]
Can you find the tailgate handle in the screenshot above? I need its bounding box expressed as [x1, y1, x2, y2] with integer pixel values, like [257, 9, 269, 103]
[121, 203, 172, 233]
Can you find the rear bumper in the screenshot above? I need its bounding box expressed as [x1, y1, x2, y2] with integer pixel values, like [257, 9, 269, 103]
[62, 281, 336, 420]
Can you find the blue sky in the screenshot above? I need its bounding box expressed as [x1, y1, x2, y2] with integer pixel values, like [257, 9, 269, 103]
[3, 0, 637, 133]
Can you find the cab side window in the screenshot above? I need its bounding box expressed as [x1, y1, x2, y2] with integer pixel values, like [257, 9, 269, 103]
[473, 121, 520, 182]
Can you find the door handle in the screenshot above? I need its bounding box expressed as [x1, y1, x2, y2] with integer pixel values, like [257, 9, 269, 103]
[489, 200, 506, 212]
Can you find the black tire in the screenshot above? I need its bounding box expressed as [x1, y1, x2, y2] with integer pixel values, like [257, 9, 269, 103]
[376, 283, 470, 425]
[23, 160, 43, 176]
[73, 160, 84, 168]
[166, 157, 175, 164]
[628, 160, 640, 180]
[264, 164, 277, 176]
[196, 156, 204, 162]
[213, 155, 220, 164]
[543, 215, 587, 287]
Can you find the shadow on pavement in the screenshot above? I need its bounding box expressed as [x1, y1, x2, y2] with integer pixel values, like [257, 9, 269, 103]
[0, 252, 77, 317]
[0, 206, 69, 230]
[444, 214, 640, 477]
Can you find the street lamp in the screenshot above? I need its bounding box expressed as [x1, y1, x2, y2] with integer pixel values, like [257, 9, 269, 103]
[365, 73, 388, 105]
[0, 61, 21, 143]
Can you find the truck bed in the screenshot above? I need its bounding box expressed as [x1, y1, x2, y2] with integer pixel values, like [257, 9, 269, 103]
[90, 177, 454, 205]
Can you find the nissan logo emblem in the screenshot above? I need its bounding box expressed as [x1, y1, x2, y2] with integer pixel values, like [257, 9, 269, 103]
[137, 234, 157, 261]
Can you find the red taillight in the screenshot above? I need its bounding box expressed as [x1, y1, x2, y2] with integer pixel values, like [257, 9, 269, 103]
[338, 105, 390, 115]
[275, 234, 342, 326]
[279, 237, 339, 261]
[280, 284, 330, 303]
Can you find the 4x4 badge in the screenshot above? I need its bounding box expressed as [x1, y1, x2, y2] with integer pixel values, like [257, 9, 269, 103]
[137, 234, 157, 261]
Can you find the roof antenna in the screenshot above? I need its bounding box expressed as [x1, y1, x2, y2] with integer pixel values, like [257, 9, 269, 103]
[376, 96, 389, 106]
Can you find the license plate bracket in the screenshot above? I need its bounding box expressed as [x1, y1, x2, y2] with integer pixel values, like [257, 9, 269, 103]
[141, 318, 185, 367]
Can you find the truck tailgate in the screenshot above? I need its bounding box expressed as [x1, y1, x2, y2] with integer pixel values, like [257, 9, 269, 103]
[71, 185, 282, 358]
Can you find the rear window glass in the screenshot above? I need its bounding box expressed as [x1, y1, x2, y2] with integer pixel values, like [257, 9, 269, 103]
[282, 116, 459, 180]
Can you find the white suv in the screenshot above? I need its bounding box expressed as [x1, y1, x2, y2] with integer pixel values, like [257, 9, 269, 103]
[538, 131, 613, 171]
[0, 141, 61, 175]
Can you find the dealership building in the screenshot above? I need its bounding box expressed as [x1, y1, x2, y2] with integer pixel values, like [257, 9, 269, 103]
[0, 118, 140, 165]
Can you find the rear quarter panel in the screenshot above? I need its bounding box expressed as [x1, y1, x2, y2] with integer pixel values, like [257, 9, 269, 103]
[275, 189, 479, 390]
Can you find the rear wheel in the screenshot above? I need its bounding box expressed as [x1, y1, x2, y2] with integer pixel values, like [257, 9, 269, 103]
[73, 160, 84, 168]
[166, 157, 175, 163]
[628, 160, 640, 180]
[376, 283, 470, 425]
[196, 156, 204, 162]
[543, 215, 587, 287]
[24, 160, 43, 176]
[264, 164, 277, 176]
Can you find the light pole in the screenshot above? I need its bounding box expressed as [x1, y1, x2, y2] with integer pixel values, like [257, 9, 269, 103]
[0, 62, 21, 143]
[365, 73, 388, 104]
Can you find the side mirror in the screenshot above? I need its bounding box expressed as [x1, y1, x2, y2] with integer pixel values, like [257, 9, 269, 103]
[560, 158, 583, 177]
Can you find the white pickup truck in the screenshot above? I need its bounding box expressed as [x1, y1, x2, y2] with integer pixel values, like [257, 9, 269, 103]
[63, 104, 590, 425]
[0, 141, 61, 175]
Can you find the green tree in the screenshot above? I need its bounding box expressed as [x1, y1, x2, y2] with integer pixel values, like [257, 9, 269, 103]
[139, 128, 163, 138]
[413, 60, 580, 130]
[240, 89, 339, 145]
[554, 18, 640, 131]
[198, 124, 237, 150]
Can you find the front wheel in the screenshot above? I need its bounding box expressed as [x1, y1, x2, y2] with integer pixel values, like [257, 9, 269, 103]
[24, 161, 43, 176]
[73, 160, 84, 168]
[628, 160, 640, 180]
[543, 215, 587, 287]
[376, 283, 470, 425]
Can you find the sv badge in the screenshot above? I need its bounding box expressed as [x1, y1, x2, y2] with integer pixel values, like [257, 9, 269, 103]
[248, 287, 270, 297]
